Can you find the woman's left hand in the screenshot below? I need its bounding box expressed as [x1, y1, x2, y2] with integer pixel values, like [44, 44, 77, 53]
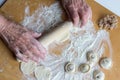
[62, 0, 92, 27]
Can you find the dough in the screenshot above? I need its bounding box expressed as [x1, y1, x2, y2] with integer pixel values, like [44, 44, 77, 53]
[39, 21, 73, 47]
[34, 66, 51, 80]
[48, 40, 70, 55]
[20, 60, 36, 75]
[64, 62, 75, 73]
[100, 57, 112, 69]
[79, 63, 90, 73]
[93, 70, 105, 80]
[87, 51, 98, 63]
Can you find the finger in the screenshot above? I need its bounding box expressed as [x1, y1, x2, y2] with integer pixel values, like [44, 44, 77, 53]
[18, 45, 28, 53]
[33, 45, 45, 60]
[17, 39, 40, 62]
[34, 40, 46, 60]
[89, 7, 92, 20]
[84, 4, 92, 20]
[19, 38, 40, 62]
[9, 46, 28, 62]
[31, 39, 46, 60]
[81, 13, 88, 27]
[28, 42, 44, 61]
[24, 50, 39, 63]
[29, 30, 42, 38]
[63, 5, 71, 20]
[78, 8, 90, 27]
[19, 42, 40, 63]
[15, 49, 28, 62]
[66, 6, 79, 26]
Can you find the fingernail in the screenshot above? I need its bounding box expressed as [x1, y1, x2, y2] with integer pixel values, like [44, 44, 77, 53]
[40, 49, 46, 59]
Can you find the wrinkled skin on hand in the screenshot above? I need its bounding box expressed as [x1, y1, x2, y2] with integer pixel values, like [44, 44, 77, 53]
[0, 16, 46, 63]
[62, 0, 92, 27]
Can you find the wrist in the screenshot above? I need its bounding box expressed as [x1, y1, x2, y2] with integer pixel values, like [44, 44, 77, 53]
[0, 15, 10, 34]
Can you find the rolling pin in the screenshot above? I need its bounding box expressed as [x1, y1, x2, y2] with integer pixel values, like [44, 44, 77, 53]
[39, 22, 73, 47]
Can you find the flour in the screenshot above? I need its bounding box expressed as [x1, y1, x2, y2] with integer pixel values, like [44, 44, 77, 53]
[20, 1, 113, 80]
[22, 2, 63, 33]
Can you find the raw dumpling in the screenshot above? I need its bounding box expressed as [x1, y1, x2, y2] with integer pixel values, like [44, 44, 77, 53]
[100, 57, 112, 69]
[93, 70, 105, 80]
[79, 63, 90, 73]
[87, 51, 98, 63]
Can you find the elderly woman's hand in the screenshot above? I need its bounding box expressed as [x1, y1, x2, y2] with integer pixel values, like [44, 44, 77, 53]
[0, 15, 46, 63]
[62, 0, 92, 27]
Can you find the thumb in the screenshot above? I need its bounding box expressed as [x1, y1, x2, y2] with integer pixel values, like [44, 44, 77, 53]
[29, 30, 42, 39]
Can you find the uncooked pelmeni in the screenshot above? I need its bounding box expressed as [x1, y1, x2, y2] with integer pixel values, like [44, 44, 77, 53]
[79, 63, 90, 73]
[20, 60, 36, 75]
[100, 57, 112, 69]
[93, 70, 105, 80]
[87, 51, 98, 63]
[65, 62, 75, 73]
[34, 66, 51, 80]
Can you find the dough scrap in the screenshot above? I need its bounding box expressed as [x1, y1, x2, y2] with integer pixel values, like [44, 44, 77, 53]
[20, 60, 36, 75]
[34, 66, 51, 80]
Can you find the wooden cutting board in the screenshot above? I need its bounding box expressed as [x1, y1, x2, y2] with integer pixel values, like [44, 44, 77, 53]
[0, 0, 120, 80]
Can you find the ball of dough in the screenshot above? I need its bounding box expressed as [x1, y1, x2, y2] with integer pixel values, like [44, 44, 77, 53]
[98, 15, 118, 30]
[79, 63, 90, 73]
[65, 62, 75, 73]
[87, 51, 98, 63]
[93, 70, 105, 80]
[100, 57, 112, 69]
[34, 66, 51, 80]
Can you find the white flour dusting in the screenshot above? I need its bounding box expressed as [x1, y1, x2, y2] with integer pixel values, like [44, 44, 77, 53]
[21, 1, 113, 80]
[22, 2, 63, 33]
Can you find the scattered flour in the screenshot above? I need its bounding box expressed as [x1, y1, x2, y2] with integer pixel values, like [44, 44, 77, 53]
[22, 2, 63, 33]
